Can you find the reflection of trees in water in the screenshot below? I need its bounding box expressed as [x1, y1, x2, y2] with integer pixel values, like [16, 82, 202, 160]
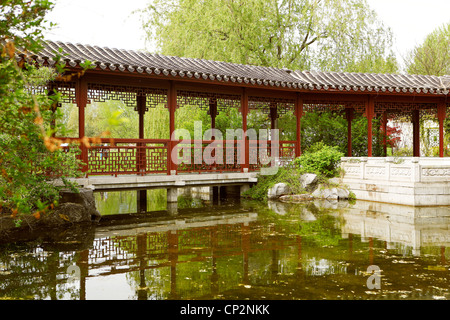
[2, 199, 450, 300]
[95, 189, 167, 215]
[0, 245, 80, 299]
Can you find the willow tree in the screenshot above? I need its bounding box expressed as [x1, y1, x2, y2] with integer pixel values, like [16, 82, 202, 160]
[140, 0, 397, 73]
[405, 22, 450, 76]
[405, 22, 450, 156]
[139, 0, 398, 156]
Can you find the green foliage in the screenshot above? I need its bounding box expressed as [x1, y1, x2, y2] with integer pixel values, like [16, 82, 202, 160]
[405, 22, 450, 76]
[243, 143, 343, 200]
[294, 142, 344, 177]
[137, 0, 401, 162]
[139, 0, 398, 73]
[242, 166, 290, 201]
[404, 23, 450, 149]
[0, 0, 84, 217]
[300, 111, 389, 157]
[296, 211, 342, 247]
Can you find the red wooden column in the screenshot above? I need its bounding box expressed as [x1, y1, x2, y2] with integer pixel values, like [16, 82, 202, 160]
[270, 103, 277, 130]
[366, 96, 375, 157]
[345, 108, 354, 157]
[209, 99, 217, 129]
[168, 81, 177, 174]
[77, 78, 88, 173]
[137, 95, 146, 175]
[209, 99, 218, 169]
[381, 111, 388, 156]
[438, 102, 447, 157]
[241, 88, 249, 171]
[295, 94, 303, 157]
[412, 109, 420, 157]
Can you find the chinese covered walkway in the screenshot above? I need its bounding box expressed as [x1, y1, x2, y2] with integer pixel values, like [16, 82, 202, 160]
[25, 40, 449, 179]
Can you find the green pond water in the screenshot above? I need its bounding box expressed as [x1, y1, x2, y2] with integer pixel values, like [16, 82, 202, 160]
[1, 188, 450, 300]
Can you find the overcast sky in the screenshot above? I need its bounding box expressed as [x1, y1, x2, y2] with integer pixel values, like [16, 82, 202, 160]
[43, 0, 450, 72]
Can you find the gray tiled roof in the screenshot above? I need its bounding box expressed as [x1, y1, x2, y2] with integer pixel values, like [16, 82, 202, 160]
[26, 40, 450, 95]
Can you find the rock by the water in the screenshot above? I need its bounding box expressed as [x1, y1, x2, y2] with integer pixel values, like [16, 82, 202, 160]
[59, 188, 101, 221]
[311, 184, 350, 200]
[300, 173, 318, 192]
[44, 203, 93, 226]
[279, 194, 314, 202]
[0, 188, 101, 238]
[267, 183, 291, 200]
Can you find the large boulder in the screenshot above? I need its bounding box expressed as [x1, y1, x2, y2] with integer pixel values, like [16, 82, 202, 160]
[299, 173, 318, 192]
[311, 185, 350, 200]
[267, 183, 291, 200]
[58, 188, 101, 222]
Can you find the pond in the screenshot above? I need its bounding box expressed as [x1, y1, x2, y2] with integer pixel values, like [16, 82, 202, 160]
[0, 188, 449, 300]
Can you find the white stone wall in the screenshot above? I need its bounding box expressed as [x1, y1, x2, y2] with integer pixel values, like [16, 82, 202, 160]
[341, 157, 450, 206]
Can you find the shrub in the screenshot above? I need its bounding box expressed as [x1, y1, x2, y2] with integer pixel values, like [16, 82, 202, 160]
[293, 142, 344, 177]
[243, 142, 344, 200]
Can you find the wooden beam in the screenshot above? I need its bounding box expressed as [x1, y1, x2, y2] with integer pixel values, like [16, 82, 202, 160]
[67, 67, 448, 100]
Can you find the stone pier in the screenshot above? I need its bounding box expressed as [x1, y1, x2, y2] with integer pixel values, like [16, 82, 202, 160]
[341, 157, 450, 206]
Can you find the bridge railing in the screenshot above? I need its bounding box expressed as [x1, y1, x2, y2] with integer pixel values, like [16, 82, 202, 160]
[59, 138, 297, 176]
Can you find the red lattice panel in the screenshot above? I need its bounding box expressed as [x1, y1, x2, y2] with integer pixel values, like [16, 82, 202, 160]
[174, 140, 243, 173]
[248, 140, 296, 171]
[85, 139, 169, 175]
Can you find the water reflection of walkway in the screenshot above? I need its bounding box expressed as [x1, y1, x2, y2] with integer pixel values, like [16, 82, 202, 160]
[73, 211, 299, 299]
[334, 201, 450, 255]
[2, 200, 450, 299]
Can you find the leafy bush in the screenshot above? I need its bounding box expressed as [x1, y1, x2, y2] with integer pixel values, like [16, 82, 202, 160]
[293, 142, 344, 177]
[243, 142, 344, 200]
[0, 1, 84, 217]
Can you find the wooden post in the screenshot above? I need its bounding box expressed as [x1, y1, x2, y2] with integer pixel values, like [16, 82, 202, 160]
[382, 111, 388, 156]
[77, 78, 88, 173]
[438, 102, 446, 157]
[209, 99, 217, 169]
[367, 96, 374, 157]
[345, 108, 354, 157]
[209, 99, 217, 129]
[137, 95, 146, 175]
[295, 94, 303, 157]
[412, 109, 420, 157]
[241, 88, 249, 171]
[168, 81, 176, 174]
[270, 103, 277, 131]
[48, 85, 58, 138]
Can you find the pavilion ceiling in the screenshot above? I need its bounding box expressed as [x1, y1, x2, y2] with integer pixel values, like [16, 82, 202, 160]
[22, 40, 450, 96]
